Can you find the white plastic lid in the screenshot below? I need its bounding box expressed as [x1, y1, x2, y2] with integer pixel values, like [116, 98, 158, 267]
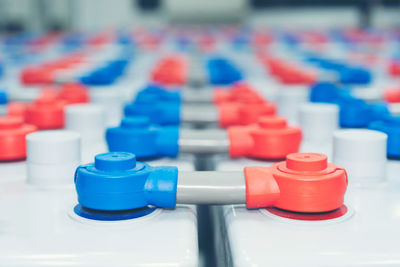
[351, 86, 383, 102]
[89, 89, 124, 127]
[388, 103, 400, 115]
[27, 130, 81, 164]
[276, 86, 309, 125]
[65, 104, 105, 141]
[299, 103, 339, 143]
[89, 89, 124, 105]
[333, 129, 387, 183]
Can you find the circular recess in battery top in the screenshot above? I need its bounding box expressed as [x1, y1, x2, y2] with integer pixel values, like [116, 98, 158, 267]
[73, 204, 156, 221]
[261, 205, 354, 224]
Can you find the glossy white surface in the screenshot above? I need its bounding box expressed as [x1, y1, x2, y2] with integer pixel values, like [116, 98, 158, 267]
[276, 85, 309, 126]
[299, 102, 339, 143]
[65, 104, 106, 143]
[89, 89, 124, 127]
[0, 181, 198, 266]
[26, 131, 81, 186]
[333, 129, 388, 184]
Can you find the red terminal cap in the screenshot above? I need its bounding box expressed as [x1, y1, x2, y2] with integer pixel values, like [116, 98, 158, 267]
[218, 103, 240, 127]
[151, 56, 187, 86]
[384, 87, 400, 103]
[40, 86, 59, 99]
[213, 83, 263, 104]
[20, 53, 85, 85]
[25, 96, 65, 129]
[217, 102, 276, 128]
[250, 116, 302, 159]
[389, 61, 400, 77]
[261, 56, 317, 85]
[0, 116, 37, 160]
[245, 153, 348, 212]
[231, 92, 264, 104]
[238, 102, 276, 125]
[7, 102, 28, 120]
[21, 67, 54, 85]
[228, 116, 302, 159]
[216, 83, 276, 127]
[280, 71, 316, 85]
[213, 89, 231, 104]
[58, 82, 89, 104]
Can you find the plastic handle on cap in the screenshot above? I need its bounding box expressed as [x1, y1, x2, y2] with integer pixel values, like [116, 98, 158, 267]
[218, 103, 240, 127]
[244, 153, 348, 212]
[213, 89, 231, 104]
[75, 152, 178, 211]
[227, 126, 254, 158]
[245, 167, 280, 208]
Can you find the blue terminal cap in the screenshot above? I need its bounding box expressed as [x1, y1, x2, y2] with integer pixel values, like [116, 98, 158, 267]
[135, 87, 182, 103]
[124, 99, 181, 126]
[338, 97, 372, 128]
[310, 82, 339, 103]
[136, 85, 165, 100]
[80, 59, 129, 85]
[339, 67, 372, 85]
[369, 103, 390, 122]
[0, 91, 8, 104]
[95, 152, 136, 171]
[319, 60, 347, 72]
[207, 58, 243, 85]
[75, 152, 178, 213]
[369, 116, 400, 158]
[281, 33, 300, 46]
[310, 82, 351, 103]
[134, 92, 161, 103]
[106, 116, 179, 159]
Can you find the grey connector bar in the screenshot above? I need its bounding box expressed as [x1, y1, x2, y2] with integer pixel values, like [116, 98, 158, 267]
[178, 128, 230, 154]
[182, 90, 213, 103]
[176, 171, 246, 204]
[180, 104, 219, 125]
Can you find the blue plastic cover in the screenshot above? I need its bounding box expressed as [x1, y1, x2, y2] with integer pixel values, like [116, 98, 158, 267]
[106, 116, 179, 159]
[369, 116, 400, 158]
[207, 57, 243, 85]
[80, 58, 130, 85]
[0, 91, 8, 104]
[75, 152, 178, 212]
[124, 99, 181, 126]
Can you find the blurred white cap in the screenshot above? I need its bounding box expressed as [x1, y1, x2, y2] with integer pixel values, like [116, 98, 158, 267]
[300, 103, 339, 143]
[26, 130, 81, 186]
[333, 129, 387, 184]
